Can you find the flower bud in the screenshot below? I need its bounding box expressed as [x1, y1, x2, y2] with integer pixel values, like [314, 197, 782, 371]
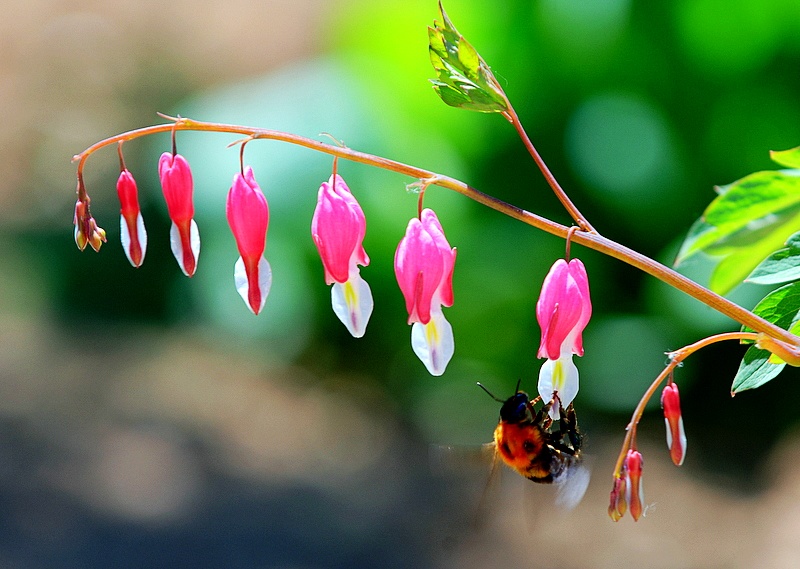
[159, 152, 199, 276]
[116, 169, 147, 267]
[226, 166, 271, 315]
[73, 199, 106, 252]
[624, 449, 645, 521]
[608, 475, 627, 522]
[661, 382, 687, 466]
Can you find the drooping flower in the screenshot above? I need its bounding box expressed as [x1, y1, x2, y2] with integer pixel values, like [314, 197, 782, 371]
[624, 449, 645, 521]
[73, 198, 106, 253]
[311, 174, 372, 337]
[661, 382, 687, 466]
[394, 208, 457, 376]
[158, 152, 199, 276]
[116, 168, 147, 267]
[536, 258, 591, 418]
[226, 166, 271, 315]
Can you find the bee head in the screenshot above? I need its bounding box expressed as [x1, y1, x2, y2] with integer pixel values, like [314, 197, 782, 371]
[499, 392, 531, 423]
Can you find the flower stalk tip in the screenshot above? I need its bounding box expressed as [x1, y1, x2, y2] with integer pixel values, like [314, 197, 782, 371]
[73, 198, 106, 253]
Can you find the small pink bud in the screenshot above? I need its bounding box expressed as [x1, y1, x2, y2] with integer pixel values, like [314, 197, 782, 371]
[226, 166, 271, 315]
[536, 258, 592, 360]
[394, 209, 456, 325]
[608, 475, 627, 521]
[73, 199, 106, 252]
[624, 449, 645, 521]
[661, 382, 687, 466]
[159, 152, 199, 276]
[116, 169, 147, 267]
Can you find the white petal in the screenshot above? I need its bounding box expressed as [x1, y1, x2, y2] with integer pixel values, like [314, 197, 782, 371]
[169, 219, 200, 276]
[411, 310, 454, 376]
[120, 213, 147, 267]
[331, 274, 373, 338]
[234, 256, 272, 314]
[538, 354, 579, 420]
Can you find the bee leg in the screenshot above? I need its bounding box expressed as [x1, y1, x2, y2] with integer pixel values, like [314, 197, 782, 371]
[535, 399, 554, 427]
[560, 402, 582, 452]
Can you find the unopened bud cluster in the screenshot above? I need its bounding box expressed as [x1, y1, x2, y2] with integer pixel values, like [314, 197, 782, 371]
[609, 378, 687, 521]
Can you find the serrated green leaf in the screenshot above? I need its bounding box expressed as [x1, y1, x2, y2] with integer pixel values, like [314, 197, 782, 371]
[731, 344, 786, 394]
[771, 146, 800, 169]
[747, 231, 800, 285]
[428, 1, 509, 114]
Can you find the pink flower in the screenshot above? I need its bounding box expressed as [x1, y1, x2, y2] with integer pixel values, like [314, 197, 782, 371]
[661, 382, 687, 466]
[536, 258, 591, 418]
[116, 168, 147, 267]
[311, 174, 372, 337]
[73, 199, 106, 252]
[158, 152, 199, 276]
[537, 258, 591, 360]
[394, 209, 457, 375]
[226, 166, 271, 315]
[624, 449, 645, 521]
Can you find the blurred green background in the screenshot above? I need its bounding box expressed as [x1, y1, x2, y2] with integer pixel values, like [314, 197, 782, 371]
[2, 0, 800, 567]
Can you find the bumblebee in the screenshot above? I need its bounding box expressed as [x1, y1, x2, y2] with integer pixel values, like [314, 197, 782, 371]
[479, 383, 589, 510]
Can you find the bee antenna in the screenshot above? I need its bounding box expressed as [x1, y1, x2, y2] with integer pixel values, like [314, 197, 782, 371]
[514, 377, 522, 394]
[476, 382, 504, 403]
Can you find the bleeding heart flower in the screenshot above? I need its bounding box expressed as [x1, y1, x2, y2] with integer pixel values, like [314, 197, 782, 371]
[394, 208, 457, 375]
[159, 152, 199, 276]
[226, 166, 271, 315]
[311, 174, 372, 337]
[116, 168, 147, 267]
[536, 258, 591, 418]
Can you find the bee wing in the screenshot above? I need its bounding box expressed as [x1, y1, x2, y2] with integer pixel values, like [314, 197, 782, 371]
[551, 455, 591, 511]
[428, 442, 497, 476]
[429, 442, 503, 531]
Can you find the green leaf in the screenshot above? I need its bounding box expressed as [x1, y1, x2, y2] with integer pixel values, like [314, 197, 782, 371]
[742, 281, 800, 334]
[747, 231, 800, 285]
[428, 1, 509, 114]
[731, 344, 786, 394]
[675, 168, 800, 294]
[771, 146, 800, 169]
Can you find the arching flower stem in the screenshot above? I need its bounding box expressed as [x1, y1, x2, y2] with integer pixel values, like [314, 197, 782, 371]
[611, 331, 759, 480]
[72, 116, 800, 348]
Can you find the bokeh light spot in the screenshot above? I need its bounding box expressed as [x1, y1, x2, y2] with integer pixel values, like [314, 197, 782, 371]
[674, 0, 781, 76]
[566, 92, 678, 212]
[537, 0, 631, 52]
[580, 315, 674, 412]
